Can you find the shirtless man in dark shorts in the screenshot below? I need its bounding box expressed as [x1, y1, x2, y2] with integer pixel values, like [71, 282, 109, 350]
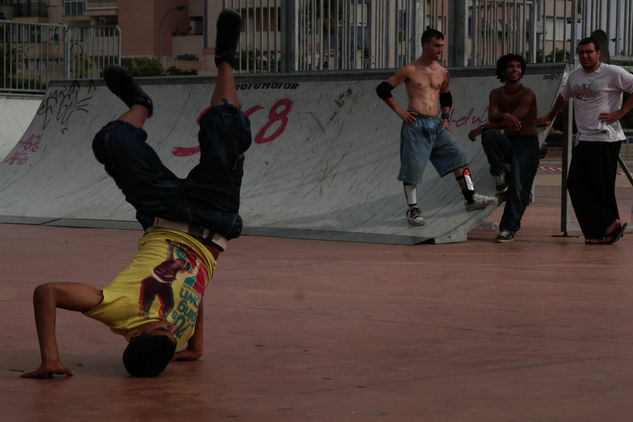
[377, 28, 496, 226]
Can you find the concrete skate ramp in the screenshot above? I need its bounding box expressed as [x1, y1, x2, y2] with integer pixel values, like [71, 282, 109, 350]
[0, 65, 566, 244]
[0, 95, 41, 160]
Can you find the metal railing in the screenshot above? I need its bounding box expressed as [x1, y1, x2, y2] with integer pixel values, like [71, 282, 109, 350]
[86, 0, 118, 9]
[294, 0, 420, 70]
[222, 0, 283, 73]
[223, 0, 633, 73]
[1, 20, 120, 94]
[472, 0, 633, 66]
[580, 0, 633, 63]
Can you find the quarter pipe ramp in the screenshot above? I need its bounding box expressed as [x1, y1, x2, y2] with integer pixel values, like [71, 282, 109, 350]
[0, 65, 566, 244]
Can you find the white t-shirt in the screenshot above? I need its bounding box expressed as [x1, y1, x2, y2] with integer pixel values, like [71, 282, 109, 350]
[561, 63, 633, 142]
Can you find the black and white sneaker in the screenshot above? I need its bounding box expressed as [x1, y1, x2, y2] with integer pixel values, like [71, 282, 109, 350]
[103, 65, 153, 117]
[406, 207, 425, 226]
[215, 9, 242, 68]
[495, 230, 515, 243]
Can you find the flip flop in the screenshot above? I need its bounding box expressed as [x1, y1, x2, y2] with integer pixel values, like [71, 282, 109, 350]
[584, 223, 628, 245]
[606, 222, 627, 244]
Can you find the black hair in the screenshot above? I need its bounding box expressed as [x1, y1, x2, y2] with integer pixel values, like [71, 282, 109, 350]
[421, 28, 444, 45]
[496, 53, 527, 82]
[577, 37, 600, 52]
[123, 333, 176, 377]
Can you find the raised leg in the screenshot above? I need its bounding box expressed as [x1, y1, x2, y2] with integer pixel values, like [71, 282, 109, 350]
[211, 62, 239, 107]
[212, 9, 242, 107]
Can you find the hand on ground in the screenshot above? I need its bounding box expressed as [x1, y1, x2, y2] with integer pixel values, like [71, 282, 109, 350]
[21, 361, 74, 378]
[173, 349, 203, 361]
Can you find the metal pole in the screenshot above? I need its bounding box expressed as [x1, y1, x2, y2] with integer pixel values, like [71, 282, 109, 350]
[624, 1, 633, 55]
[614, 0, 620, 57]
[245, 0, 251, 73]
[482, 0, 487, 65]
[366, 0, 371, 68]
[64, 25, 70, 79]
[561, 97, 574, 235]
[606, 0, 611, 55]
[473, 0, 478, 66]
[2, 23, 6, 90]
[281, 0, 297, 72]
[343, 0, 348, 69]
[312, 0, 317, 69]
[571, 0, 578, 59]
[562, 0, 568, 62]
[561, 0, 579, 234]
[528, 1, 535, 63]
[581, 0, 587, 39]
[351, 0, 356, 69]
[448, 0, 467, 67]
[618, 156, 633, 186]
[492, 0, 497, 63]
[327, 0, 331, 69]
[274, 0, 279, 72]
[259, 0, 263, 72]
[266, 0, 271, 71]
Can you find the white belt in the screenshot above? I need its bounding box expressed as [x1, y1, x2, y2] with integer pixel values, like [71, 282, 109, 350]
[149, 217, 228, 251]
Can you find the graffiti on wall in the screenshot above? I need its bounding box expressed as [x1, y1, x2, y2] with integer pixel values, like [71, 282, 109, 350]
[37, 80, 95, 134]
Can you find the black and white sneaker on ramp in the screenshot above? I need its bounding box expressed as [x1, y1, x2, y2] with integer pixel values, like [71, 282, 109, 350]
[465, 193, 497, 211]
[406, 207, 425, 226]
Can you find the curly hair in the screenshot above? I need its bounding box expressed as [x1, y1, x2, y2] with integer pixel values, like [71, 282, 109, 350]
[496, 54, 526, 82]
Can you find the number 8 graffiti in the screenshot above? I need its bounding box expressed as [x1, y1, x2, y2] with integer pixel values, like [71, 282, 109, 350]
[247, 98, 293, 144]
[172, 98, 294, 156]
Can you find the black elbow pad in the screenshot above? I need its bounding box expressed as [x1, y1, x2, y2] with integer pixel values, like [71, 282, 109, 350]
[439, 92, 453, 108]
[376, 81, 394, 100]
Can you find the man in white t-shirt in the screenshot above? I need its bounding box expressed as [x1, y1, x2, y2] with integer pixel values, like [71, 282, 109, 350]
[537, 37, 633, 244]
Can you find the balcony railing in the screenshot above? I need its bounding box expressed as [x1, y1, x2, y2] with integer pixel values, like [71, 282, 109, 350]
[86, 0, 117, 9]
[14, 3, 48, 18]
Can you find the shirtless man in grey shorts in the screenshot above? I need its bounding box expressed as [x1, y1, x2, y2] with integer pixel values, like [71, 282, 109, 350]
[376, 28, 496, 226]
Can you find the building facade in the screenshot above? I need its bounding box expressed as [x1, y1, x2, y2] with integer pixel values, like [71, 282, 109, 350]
[1, 0, 632, 79]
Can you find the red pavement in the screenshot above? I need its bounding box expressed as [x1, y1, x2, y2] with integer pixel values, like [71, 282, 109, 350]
[2, 177, 633, 422]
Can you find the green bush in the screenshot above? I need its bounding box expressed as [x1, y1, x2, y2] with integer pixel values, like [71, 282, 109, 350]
[121, 57, 165, 76]
[238, 49, 281, 72]
[69, 53, 94, 79]
[166, 66, 197, 76]
[120, 58, 199, 77]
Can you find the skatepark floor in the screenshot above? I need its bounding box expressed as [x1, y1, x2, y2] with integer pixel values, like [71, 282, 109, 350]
[3, 160, 633, 422]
